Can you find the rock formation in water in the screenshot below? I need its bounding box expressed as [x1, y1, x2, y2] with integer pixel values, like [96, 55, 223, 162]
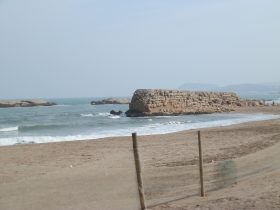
[91, 98, 130, 105]
[0, 100, 56, 108]
[110, 110, 123, 115]
[125, 89, 264, 117]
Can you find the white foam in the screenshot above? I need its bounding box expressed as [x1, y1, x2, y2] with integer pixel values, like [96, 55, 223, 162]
[109, 115, 120, 119]
[80, 113, 94, 117]
[0, 113, 279, 146]
[98, 112, 121, 119]
[0, 133, 131, 146]
[165, 121, 184, 125]
[98, 112, 110, 116]
[0, 126, 18, 132]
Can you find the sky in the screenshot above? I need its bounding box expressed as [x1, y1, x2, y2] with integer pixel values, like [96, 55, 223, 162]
[0, 0, 279, 99]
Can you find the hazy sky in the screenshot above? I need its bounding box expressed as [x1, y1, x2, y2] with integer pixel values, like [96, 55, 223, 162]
[0, 0, 279, 99]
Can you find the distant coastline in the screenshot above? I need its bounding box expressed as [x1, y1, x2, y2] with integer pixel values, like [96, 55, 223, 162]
[0, 99, 56, 108]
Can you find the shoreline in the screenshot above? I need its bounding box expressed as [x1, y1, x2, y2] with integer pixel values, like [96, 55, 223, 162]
[1, 114, 279, 148]
[1, 106, 280, 147]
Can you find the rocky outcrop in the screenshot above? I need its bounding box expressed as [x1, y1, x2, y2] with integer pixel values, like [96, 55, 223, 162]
[110, 110, 123, 115]
[0, 99, 56, 108]
[126, 89, 265, 117]
[91, 98, 130, 105]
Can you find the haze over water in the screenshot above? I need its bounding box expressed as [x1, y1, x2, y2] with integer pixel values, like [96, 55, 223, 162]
[0, 1, 279, 99]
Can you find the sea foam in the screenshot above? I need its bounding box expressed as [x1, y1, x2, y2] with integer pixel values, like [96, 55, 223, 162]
[98, 112, 110, 116]
[0, 113, 279, 146]
[0, 126, 18, 132]
[80, 113, 94, 117]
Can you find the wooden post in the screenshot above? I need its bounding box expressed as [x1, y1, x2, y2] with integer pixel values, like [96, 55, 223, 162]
[198, 130, 205, 197]
[132, 133, 146, 210]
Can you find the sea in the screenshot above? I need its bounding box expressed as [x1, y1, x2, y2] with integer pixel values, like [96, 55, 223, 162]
[0, 96, 280, 146]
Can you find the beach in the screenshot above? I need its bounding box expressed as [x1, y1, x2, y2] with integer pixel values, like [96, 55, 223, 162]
[2, 0, 280, 209]
[0, 106, 280, 210]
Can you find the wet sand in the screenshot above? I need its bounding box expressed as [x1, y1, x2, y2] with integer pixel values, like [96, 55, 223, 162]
[0, 106, 280, 210]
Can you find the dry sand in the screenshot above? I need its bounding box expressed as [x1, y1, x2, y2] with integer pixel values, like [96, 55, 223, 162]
[0, 106, 280, 210]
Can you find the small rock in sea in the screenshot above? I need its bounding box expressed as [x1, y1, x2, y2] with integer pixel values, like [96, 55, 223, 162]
[110, 110, 123, 115]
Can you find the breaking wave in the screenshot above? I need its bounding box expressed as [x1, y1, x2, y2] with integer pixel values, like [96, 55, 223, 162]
[80, 113, 94, 117]
[0, 113, 279, 146]
[0, 126, 18, 132]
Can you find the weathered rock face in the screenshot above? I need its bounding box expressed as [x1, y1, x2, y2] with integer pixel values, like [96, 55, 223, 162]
[91, 98, 130, 105]
[126, 89, 264, 117]
[0, 100, 56, 108]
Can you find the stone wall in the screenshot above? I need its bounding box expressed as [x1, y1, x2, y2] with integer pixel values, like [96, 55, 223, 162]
[125, 89, 264, 117]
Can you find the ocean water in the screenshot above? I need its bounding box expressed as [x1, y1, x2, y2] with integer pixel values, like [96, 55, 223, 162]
[0, 97, 279, 146]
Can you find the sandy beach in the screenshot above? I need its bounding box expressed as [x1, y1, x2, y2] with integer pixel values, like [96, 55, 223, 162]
[0, 106, 280, 210]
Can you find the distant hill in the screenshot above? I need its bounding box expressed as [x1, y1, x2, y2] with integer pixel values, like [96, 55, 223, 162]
[221, 83, 280, 92]
[179, 83, 280, 100]
[178, 83, 220, 91]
